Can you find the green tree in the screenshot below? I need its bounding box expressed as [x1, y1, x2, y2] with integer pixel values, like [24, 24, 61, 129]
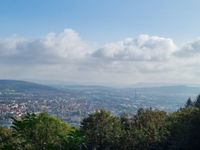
[61, 129, 87, 150]
[131, 108, 168, 150]
[194, 94, 200, 108]
[166, 107, 200, 150]
[118, 113, 135, 150]
[0, 126, 18, 150]
[80, 109, 122, 150]
[185, 97, 193, 108]
[11, 113, 76, 150]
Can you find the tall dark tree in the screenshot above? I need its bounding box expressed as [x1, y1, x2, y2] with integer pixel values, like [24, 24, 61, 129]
[194, 94, 200, 108]
[80, 109, 122, 150]
[118, 113, 134, 150]
[131, 108, 168, 150]
[166, 107, 200, 150]
[185, 97, 193, 108]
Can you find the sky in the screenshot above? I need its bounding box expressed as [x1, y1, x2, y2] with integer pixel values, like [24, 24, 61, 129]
[1, 0, 200, 85]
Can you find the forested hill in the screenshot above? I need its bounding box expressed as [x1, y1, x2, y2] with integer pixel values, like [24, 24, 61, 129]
[0, 80, 61, 94]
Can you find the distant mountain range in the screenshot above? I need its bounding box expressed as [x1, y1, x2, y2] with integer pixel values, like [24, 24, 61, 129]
[134, 85, 200, 95]
[0, 80, 200, 98]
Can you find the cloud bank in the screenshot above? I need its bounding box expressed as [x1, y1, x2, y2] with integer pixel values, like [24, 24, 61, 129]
[0, 28, 200, 84]
[92, 35, 176, 61]
[0, 29, 88, 64]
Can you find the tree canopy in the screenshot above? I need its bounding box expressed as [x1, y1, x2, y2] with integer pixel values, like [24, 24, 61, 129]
[1, 94, 200, 150]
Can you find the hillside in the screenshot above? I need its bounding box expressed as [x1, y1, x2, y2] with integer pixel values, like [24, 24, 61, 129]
[135, 85, 200, 96]
[0, 80, 61, 95]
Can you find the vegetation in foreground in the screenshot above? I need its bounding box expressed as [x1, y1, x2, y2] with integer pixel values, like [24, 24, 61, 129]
[1, 95, 200, 150]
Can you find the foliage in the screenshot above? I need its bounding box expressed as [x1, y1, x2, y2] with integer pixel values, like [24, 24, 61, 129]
[1, 94, 200, 149]
[80, 109, 122, 150]
[61, 129, 87, 150]
[166, 107, 200, 150]
[194, 94, 200, 108]
[0, 126, 17, 150]
[131, 108, 168, 150]
[185, 97, 193, 108]
[11, 113, 80, 150]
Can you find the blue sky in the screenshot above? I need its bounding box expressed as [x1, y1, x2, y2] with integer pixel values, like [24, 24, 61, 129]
[1, 0, 200, 42]
[1, 0, 200, 85]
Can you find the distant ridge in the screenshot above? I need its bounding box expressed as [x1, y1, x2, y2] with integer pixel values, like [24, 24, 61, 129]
[0, 79, 200, 96]
[135, 85, 200, 94]
[0, 80, 61, 94]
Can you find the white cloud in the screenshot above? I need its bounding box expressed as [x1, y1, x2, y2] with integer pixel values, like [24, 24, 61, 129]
[0, 28, 88, 64]
[92, 34, 176, 61]
[175, 39, 200, 57]
[1, 29, 200, 84]
[44, 29, 88, 59]
[0, 31, 177, 64]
